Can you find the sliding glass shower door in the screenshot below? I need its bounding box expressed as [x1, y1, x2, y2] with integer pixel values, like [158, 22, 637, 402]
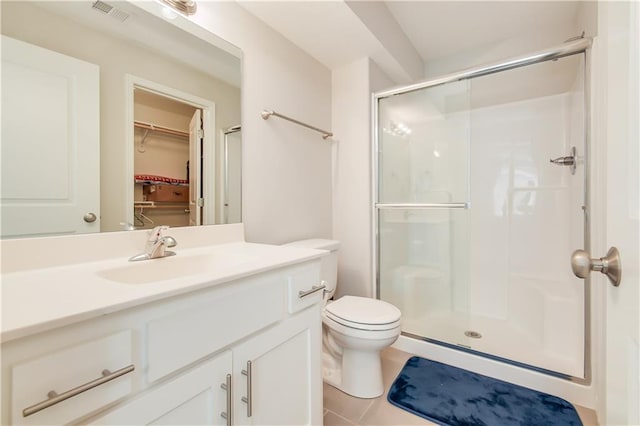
[375, 53, 586, 379]
[377, 80, 473, 348]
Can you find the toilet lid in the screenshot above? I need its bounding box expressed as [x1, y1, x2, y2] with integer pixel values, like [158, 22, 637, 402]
[325, 296, 401, 327]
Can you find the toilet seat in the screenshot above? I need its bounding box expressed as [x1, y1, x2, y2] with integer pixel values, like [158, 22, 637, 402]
[325, 296, 401, 331]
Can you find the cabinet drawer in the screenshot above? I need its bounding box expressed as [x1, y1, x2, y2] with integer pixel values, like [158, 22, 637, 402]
[287, 260, 323, 314]
[144, 184, 189, 202]
[147, 272, 285, 382]
[11, 330, 133, 425]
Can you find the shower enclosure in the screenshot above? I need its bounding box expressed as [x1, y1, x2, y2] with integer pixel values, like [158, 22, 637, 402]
[374, 39, 590, 380]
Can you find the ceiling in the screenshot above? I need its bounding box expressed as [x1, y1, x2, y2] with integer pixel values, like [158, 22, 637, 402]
[385, 1, 580, 62]
[238, 1, 410, 78]
[238, 1, 583, 84]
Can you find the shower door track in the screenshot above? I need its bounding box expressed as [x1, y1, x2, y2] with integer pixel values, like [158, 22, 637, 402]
[375, 37, 591, 99]
[372, 37, 593, 385]
[403, 332, 574, 380]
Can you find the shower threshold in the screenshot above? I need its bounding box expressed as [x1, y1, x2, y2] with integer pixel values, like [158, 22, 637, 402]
[401, 312, 584, 380]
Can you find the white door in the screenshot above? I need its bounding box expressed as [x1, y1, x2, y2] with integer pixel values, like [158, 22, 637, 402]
[600, 1, 640, 424]
[1, 36, 100, 238]
[189, 109, 203, 226]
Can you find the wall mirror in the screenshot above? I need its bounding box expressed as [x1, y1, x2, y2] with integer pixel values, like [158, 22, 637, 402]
[1, 0, 242, 239]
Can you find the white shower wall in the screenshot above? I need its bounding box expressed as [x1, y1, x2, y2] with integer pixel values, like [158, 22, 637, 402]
[466, 93, 585, 375]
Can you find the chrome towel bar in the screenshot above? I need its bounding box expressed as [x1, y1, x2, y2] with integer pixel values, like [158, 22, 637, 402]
[261, 109, 333, 140]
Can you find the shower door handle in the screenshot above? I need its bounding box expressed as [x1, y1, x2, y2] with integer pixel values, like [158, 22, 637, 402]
[571, 247, 621, 287]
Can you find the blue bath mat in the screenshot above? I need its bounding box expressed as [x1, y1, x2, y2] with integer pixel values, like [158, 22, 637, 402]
[388, 356, 582, 426]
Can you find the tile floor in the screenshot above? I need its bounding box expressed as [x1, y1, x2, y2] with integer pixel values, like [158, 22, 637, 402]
[323, 347, 599, 426]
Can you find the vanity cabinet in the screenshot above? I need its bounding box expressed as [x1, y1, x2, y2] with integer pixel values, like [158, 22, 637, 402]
[92, 306, 322, 426]
[1, 259, 323, 426]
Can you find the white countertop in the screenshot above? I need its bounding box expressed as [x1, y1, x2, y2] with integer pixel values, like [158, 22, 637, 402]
[1, 241, 326, 343]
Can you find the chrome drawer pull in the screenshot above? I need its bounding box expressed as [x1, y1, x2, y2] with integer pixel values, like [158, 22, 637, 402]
[298, 283, 326, 299]
[22, 364, 135, 418]
[220, 374, 232, 426]
[241, 361, 252, 417]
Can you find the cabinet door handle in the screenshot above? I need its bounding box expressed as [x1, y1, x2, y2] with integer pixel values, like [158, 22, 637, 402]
[241, 360, 252, 417]
[22, 364, 135, 418]
[220, 373, 232, 426]
[298, 282, 326, 299]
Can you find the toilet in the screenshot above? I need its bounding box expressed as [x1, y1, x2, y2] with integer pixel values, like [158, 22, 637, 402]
[285, 239, 402, 398]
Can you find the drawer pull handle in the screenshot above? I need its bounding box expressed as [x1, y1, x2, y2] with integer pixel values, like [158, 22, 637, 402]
[298, 283, 326, 299]
[22, 364, 135, 418]
[241, 361, 252, 417]
[220, 373, 232, 426]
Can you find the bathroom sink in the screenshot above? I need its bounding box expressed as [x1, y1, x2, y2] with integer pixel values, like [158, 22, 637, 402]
[97, 252, 253, 284]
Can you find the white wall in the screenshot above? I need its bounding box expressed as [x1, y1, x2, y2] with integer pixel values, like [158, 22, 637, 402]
[331, 58, 371, 298]
[331, 58, 394, 298]
[191, 3, 333, 244]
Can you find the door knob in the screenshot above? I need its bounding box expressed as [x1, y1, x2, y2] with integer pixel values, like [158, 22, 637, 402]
[571, 247, 621, 287]
[550, 146, 576, 175]
[83, 212, 97, 223]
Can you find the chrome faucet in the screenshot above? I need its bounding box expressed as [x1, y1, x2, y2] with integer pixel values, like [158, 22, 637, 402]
[129, 226, 178, 262]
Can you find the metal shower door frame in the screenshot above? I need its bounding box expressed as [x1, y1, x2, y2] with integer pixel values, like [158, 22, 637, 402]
[371, 37, 592, 384]
[223, 125, 242, 224]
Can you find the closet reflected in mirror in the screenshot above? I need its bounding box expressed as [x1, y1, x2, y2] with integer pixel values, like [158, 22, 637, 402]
[0, 1, 242, 238]
[133, 89, 198, 229]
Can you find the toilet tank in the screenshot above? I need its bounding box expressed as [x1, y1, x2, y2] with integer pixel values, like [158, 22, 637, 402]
[283, 239, 340, 298]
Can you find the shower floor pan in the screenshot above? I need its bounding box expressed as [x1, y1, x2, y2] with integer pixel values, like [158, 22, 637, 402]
[402, 311, 584, 378]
